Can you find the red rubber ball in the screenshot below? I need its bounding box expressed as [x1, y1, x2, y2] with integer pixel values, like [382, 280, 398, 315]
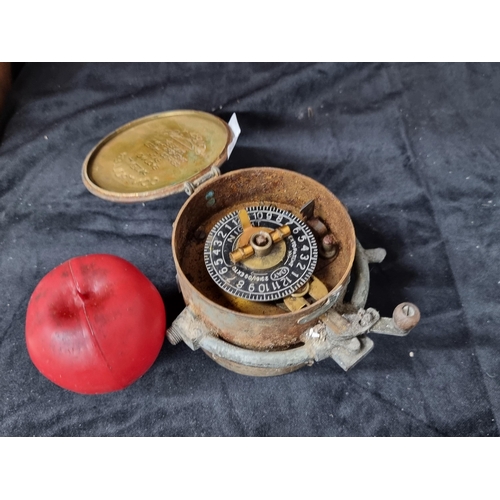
[26, 254, 166, 394]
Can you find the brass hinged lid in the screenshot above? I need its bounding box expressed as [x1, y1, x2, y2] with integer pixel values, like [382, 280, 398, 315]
[82, 110, 233, 203]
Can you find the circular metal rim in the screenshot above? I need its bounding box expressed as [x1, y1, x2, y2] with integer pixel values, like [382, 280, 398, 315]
[82, 110, 232, 203]
[172, 166, 357, 323]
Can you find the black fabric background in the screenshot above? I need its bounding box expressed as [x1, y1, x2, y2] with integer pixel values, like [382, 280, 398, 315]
[0, 62, 498, 436]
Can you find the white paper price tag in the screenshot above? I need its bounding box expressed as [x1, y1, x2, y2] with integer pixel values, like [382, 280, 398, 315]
[227, 113, 241, 159]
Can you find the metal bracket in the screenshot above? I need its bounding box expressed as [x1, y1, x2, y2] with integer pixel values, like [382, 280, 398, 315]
[167, 307, 211, 351]
[314, 307, 380, 371]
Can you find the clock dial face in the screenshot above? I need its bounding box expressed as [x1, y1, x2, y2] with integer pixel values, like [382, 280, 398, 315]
[204, 205, 318, 302]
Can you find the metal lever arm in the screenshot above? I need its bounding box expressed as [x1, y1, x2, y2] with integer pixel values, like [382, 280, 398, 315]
[369, 302, 421, 336]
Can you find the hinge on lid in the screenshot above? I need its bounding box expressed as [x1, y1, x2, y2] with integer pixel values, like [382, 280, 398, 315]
[184, 166, 222, 196]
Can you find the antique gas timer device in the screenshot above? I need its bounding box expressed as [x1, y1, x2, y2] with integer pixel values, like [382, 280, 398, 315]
[82, 110, 420, 377]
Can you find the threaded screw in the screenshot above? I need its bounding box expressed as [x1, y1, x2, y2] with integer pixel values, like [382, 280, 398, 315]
[167, 325, 183, 345]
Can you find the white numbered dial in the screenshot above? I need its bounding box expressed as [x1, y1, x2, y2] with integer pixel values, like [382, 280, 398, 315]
[204, 205, 318, 302]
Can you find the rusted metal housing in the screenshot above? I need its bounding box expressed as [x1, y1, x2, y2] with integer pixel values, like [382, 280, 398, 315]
[170, 167, 420, 376]
[173, 167, 355, 346]
[172, 167, 356, 344]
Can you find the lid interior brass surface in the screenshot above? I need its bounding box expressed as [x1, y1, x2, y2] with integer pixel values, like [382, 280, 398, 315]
[83, 110, 231, 202]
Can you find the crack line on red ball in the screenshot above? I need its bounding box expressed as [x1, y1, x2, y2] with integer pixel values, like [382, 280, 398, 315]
[67, 261, 113, 372]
